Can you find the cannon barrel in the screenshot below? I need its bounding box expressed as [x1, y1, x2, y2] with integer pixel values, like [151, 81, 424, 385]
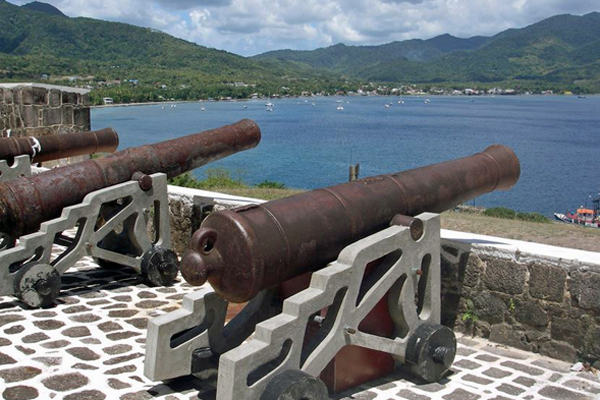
[180, 144, 520, 303]
[0, 128, 119, 164]
[0, 119, 261, 238]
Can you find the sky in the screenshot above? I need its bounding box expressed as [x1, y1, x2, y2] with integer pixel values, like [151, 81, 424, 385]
[8, 0, 600, 56]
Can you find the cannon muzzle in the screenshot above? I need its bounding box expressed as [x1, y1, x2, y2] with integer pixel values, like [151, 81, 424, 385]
[0, 119, 261, 238]
[181, 144, 520, 303]
[0, 128, 119, 164]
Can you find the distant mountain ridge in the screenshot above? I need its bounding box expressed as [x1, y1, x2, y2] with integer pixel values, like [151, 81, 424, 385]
[0, 0, 598, 91]
[0, 0, 321, 89]
[21, 1, 66, 17]
[253, 12, 600, 87]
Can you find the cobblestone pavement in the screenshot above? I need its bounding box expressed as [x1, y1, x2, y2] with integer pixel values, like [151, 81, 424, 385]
[1, 257, 599, 400]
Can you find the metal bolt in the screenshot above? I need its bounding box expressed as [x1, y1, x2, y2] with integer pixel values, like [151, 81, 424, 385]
[344, 325, 356, 335]
[432, 346, 452, 365]
[34, 279, 52, 296]
[85, 241, 93, 249]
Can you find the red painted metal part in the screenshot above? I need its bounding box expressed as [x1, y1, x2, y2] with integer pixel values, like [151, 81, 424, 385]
[0, 128, 119, 163]
[0, 119, 261, 237]
[278, 261, 395, 393]
[181, 144, 520, 303]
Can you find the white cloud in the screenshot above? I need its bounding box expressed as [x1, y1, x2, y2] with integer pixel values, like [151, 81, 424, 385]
[7, 0, 600, 55]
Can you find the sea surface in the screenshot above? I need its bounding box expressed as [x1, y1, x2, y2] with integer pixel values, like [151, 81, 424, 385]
[92, 95, 600, 217]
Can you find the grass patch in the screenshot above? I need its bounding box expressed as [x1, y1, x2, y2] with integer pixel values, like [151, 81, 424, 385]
[482, 207, 550, 223]
[168, 168, 300, 200]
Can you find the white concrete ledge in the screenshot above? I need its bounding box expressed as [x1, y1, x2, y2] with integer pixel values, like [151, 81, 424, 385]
[442, 229, 600, 273]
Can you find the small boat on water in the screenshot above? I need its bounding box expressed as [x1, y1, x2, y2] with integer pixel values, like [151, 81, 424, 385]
[336, 105, 344, 110]
[554, 195, 600, 228]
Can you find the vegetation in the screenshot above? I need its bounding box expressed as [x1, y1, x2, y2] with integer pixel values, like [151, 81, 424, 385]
[482, 207, 550, 223]
[168, 169, 301, 201]
[1, 0, 599, 98]
[168, 169, 247, 190]
[256, 180, 287, 190]
[255, 12, 600, 92]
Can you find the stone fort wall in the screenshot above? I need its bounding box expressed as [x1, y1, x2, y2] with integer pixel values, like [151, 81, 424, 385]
[0, 83, 91, 166]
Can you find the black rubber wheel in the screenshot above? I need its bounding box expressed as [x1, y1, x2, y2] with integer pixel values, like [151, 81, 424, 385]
[13, 263, 61, 308]
[141, 247, 179, 286]
[405, 323, 456, 383]
[260, 369, 328, 400]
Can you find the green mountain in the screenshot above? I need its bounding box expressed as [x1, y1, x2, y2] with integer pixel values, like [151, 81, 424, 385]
[21, 1, 66, 17]
[0, 0, 336, 102]
[0, 0, 266, 75]
[1, 0, 599, 96]
[254, 12, 600, 89]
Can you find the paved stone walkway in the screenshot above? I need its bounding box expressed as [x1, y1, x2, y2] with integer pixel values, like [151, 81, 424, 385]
[0, 257, 599, 400]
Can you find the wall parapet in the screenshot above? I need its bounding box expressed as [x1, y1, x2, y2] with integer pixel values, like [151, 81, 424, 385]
[440, 230, 600, 366]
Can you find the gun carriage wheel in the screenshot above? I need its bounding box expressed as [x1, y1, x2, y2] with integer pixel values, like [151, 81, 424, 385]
[141, 246, 179, 286]
[13, 262, 61, 308]
[260, 370, 328, 400]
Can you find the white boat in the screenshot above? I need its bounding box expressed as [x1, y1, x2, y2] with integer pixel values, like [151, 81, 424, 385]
[265, 102, 274, 107]
[243, 105, 248, 109]
[424, 99, 430, 104]
[398, 100, 404, 104]
[336, 105, 344, 110]
[384, 104, 390, 108]
[311, 102, 316, 107]
[200, 107, 206, 111]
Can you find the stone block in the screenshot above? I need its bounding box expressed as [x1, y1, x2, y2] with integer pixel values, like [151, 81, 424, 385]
[21, 105, 37, 128]
[73, 107, 90, 129]
[43, 108, 61, 126]
[489, 323, 532, 351]
[463, 252, 484, 287]
[529, 264, 566, 302]
[49, 89, 61, 107]
[570, 271, 600, 311]
[82, 94, 90, 106]
[514, 300, 548, 327]
[473, 291, 507, 324]
[483, 258, 526, 295]
[62, 105, 73, 125]
[550, 317, 583, 348]
[167, 194, 194, 255]
[62, 92, 78, 105]
[4, 89, 14, 104]
[582, 325, 600, 360]
[539, 341, 577, 362]
[22, 86, 47, 105]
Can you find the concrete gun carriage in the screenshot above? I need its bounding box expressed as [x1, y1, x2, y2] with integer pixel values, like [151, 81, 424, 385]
[0, 119, 261, 308]
[145, 145, 521, 400]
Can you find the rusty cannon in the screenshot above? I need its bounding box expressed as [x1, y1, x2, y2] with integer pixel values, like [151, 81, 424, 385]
[0, 128, 119, 181]
[145, 145, 520, 400]
[0, 119, 261, 308]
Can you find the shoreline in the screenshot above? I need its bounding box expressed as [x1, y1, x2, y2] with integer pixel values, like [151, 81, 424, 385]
[91, 93, 596, 108]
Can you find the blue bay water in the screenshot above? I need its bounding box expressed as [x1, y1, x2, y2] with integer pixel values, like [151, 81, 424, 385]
[91, 95, 600, 217]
